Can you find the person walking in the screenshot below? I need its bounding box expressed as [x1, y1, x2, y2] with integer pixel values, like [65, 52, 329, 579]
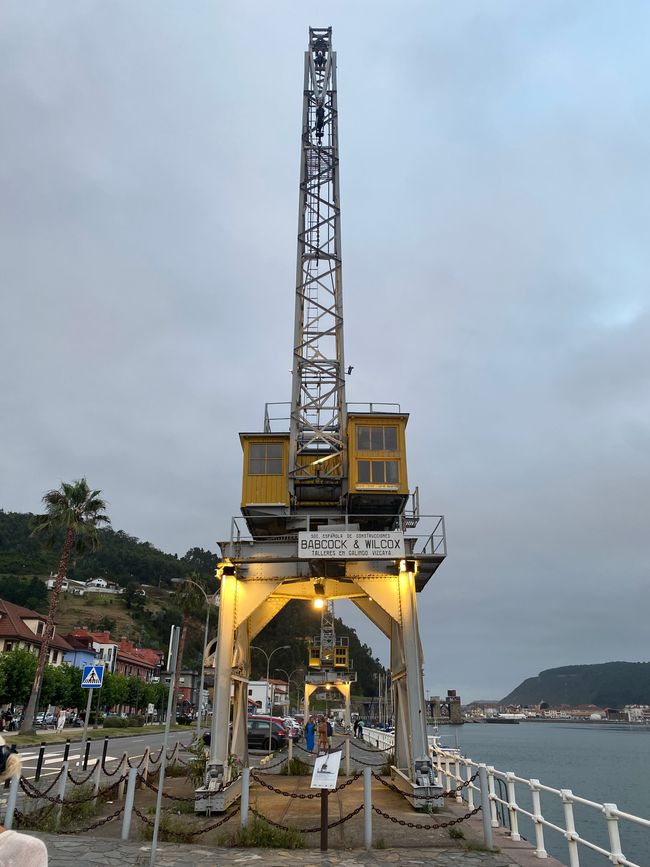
[305, 716, 315, 753]
[357, 718, 364, 740]
[326, 716, 333, 748]
[353, 717, 359, 738]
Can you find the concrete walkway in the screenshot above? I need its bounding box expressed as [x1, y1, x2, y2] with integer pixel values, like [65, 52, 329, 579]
[34, 833, 537, 866]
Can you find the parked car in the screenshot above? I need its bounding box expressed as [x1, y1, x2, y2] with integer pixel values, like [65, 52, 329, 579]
[247, 716, 287, 751]
[282, 717, 302, 741]
[35, 712, 56, 727]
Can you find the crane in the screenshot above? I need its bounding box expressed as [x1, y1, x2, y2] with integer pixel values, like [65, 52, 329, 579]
[200, 27, 447, 814]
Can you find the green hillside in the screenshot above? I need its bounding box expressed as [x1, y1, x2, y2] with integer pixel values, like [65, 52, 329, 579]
[502, 662, 650, 708]
[0, 511, 385, 696]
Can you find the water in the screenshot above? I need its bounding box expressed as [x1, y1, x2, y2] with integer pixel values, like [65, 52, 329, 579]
[435, 722, 649, 866]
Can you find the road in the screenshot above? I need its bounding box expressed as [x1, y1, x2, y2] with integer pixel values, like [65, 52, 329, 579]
[18, 729, 195, 779]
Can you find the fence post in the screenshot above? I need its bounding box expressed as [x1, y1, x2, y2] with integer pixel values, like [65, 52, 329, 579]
[101, 736, 109, 770]
[55, 761, 69, 830]
[478, 765, 494, 851]
[140, 747, 150, 789]
[63, 739, 71, 763]
[561, 789, 580, 867]
[92, 759, 101, 807]
[240, 767, 250, 828]
[603, 803, 624, 865]
[344, 736, 350, 777]
[121, 767, 138, 841]
[172, 741, 180, 765]
[35, 742, 46, 782]
[118, 753, 128, 800]
[505, 772, 520, 841]
[454, 758, 463, 803]
[288, 736, 293, 763]
[363, 765, 372, 849]
[443, 756, 451, 793]
[465, 761, 475, 809]
[529, 779, 548, 858]
[487, 766, 499, 828]
[83, 739, 91, 771]
[3, 773, 19, 830]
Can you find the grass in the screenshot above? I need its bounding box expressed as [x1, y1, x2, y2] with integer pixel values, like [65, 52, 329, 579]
[378, 752, 395, 775]
[280, 757, 311, 776]
[5, 724, 188, 747]
[448, 826, 465, 839]
[140, 812, 196, 844]
[19, 784, 101, 833]
[227, 816, 305, 849]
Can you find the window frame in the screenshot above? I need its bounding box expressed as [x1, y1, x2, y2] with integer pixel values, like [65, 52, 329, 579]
[248, 442, 284, 476]
[356, 425, 399, 452]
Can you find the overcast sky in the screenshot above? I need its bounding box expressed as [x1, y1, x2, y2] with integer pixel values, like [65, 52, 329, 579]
[2, 1, 649, 701]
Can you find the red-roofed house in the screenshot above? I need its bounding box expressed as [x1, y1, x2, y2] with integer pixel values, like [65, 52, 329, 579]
[0, 598, 72, 666]
[115, 639, 161, 682]
[67, 628, 118, 672]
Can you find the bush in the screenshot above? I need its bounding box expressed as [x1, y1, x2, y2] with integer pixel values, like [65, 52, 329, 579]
[280, 758, 311, 776]
[127, 715, 145, 727]
[105, 716, 128, 728]
[176, 714, 193, 725]
[227, 817, 305, 849]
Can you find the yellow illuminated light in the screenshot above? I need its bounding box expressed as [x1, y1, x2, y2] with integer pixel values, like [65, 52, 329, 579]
[326, 684, 331, 691]
[313, 597, 325, 610]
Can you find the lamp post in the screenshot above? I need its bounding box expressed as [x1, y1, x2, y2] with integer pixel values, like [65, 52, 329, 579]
[184, 578, 214, 743]
[251, 644, 290, 753]
[275, 668, 304, 716]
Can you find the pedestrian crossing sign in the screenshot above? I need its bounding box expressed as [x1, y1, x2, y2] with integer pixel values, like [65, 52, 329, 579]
[81, 664, 104, 689]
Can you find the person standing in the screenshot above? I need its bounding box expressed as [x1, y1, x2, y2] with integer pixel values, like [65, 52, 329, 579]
[353, 718, 359, 738]
[326, 716, 333, 747]
[317, 716, 328, 753]
[305, 716, 315, 753]
[357, 718, 364, 740]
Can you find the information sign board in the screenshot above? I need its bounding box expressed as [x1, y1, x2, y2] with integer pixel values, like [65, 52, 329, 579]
[298, 530, 404, 559]
[310, 749, 342, 790]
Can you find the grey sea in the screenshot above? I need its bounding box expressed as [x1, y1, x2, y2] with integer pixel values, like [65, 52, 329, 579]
[435, 721, 649, 867]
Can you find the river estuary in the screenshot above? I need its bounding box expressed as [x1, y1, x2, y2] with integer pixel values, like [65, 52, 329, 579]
[437, 721, 649, 866]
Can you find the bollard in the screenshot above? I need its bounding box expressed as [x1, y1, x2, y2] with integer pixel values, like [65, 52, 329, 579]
[240, 767, 250, 828]
[63, 739, 71, 763]
[55, 761, 69, 830]
[92, 759, 101, 807]
[478, 765, 494, 851]
[320, 788, 328, 852]
[35, 742, 46, 782]
[344, 736, 350, 777]
[121, 767, 138, 840]
[83, 739, 91, 771]
[101, 736, 109, 770]
[118, 753, 128, 800]
[288, 737, 293, 763]
[3, 773, 19, 830]
[363, 766, 372, 849]
[140, 747, 150, 789]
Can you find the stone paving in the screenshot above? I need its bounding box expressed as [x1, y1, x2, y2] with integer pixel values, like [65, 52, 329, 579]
[34, 833, 523, 866]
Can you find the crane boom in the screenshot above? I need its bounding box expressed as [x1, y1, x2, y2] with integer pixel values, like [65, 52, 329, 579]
[289, 27, 347, 505]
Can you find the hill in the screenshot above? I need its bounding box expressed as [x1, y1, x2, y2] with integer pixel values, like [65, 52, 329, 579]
[502, 662, 650, 708]
[0, 510, 386, 696]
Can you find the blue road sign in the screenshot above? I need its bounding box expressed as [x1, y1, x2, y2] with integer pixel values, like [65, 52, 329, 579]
[81, 664, 104, 689]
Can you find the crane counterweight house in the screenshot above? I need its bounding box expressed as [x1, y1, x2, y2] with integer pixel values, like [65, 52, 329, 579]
[199, 28, 446, 813]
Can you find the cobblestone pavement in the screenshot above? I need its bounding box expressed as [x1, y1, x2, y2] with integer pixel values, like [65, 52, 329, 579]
[35, 834, 518, 866]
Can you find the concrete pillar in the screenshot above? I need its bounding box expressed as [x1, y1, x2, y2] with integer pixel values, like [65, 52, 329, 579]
[209, 567, 237, 783]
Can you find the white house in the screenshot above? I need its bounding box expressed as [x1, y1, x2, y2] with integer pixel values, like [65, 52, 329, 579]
[247, 679, 289, 715]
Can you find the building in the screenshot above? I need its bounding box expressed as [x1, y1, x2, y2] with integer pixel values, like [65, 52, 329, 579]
[115, 638, 161, 682]
[0, 598, 72, 665]
[62, 632, 98, 669]
[67, 629, 118, 672]
[247, 679, 289, 715]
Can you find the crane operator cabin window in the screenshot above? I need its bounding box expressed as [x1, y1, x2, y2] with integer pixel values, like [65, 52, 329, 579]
[356, 425, 398, 451]
[248, 443, 283, 475]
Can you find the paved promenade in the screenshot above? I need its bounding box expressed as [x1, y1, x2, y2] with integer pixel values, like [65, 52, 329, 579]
[35, 833, 554, 866]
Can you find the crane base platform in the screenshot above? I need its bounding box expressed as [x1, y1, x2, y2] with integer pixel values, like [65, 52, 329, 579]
[389, 766, 443, 809]
[194, 776, 241, 815]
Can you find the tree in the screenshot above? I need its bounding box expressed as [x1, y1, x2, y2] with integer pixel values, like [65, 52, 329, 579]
[20, 479, 110, 732]
[0, 648, 38, 707]
[171, 574, 207, 714]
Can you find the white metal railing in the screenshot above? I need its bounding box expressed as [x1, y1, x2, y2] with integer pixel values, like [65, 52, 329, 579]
[361, 728, 647, 865]
[433, 746, 648, 867]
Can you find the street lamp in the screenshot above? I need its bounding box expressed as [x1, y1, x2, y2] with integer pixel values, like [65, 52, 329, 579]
[275, 668, 304, 716]
[184, 577, 215, 743]
[250, 644, 290, 753]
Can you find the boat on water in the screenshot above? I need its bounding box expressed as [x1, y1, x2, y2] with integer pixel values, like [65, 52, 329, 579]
[485, 713, 526, 724]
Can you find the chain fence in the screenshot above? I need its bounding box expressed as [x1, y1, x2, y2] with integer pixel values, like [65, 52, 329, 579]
[372, 803, 481, 830]
[371, 769, 478, 798]
[20, 774, 127, 805]
[250, 770, 362, 799]
[132, 803, 240, 838]
[67, 763, 98, 786]
[250, 803, 365, 834]
[13, 805, 125, 835]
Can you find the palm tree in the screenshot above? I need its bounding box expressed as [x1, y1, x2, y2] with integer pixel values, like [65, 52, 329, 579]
[21, 479, 110, 732]
[171, 574, 207, 718]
